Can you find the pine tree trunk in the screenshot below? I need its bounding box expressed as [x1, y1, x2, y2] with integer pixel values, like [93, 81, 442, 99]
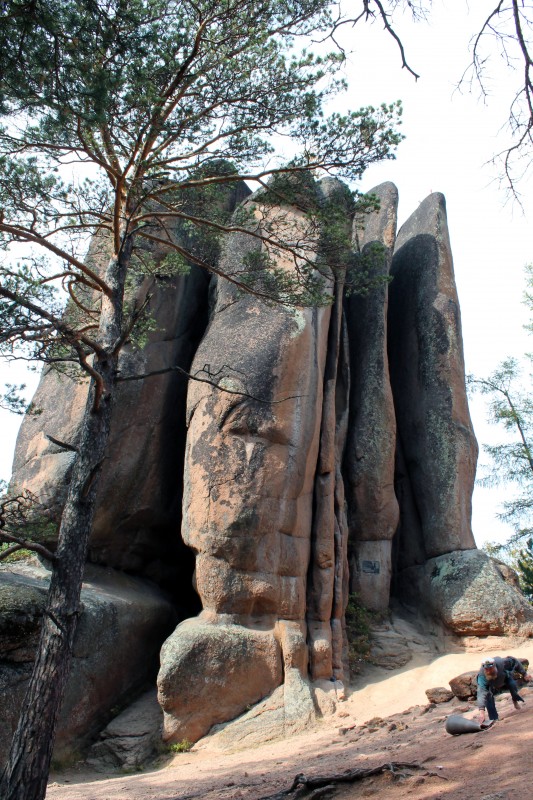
[0, 362, 115, 800]
[0, 239, 131, 800]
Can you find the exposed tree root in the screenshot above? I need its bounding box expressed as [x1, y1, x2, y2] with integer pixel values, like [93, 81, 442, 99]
[258, 761, 425, 799]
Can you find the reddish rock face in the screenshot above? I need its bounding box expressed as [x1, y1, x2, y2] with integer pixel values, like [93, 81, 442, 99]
[158, 617, 283, 744]
[183, 224, 330, 622]
[9, 264, 209, 595]
[159, 198, 332, 740]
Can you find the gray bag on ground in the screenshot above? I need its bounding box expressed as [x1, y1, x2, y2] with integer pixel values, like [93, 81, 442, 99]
[445, 715, 484, 735]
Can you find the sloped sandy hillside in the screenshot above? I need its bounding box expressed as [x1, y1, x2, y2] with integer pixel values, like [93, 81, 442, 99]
[46, 639, 533, 800]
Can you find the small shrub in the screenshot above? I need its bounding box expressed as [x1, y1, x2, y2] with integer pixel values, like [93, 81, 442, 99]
[345, 593, 372, 675]
[345, 593, 388, 677]
[168, 739, 192, 754]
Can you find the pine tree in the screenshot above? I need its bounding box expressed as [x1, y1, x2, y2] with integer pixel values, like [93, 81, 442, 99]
[517, 538, 533, 601]
[0, 2, 402, 797]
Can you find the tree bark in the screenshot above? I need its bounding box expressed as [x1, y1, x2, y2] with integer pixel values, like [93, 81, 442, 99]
[0, 239, 131, 800]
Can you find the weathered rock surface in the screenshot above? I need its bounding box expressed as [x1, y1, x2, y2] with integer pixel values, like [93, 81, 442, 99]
[345, 182, 399, 611]
[159, 196, 332, 741]
[10, 182, 249, 596]
[9, 269, 207, 593]
[398, 549, 533, 635]
[87, 690, 163, 772]
[425, 686, 454, 704]
[197, 667, 317, 752]
[0, 560, 175, 767]
[388, 193, 478, 561]
[182, 207, 329, 623]
[158, 616, 283, 743]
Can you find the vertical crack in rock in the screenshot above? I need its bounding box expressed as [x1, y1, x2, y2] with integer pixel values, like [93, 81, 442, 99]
[307, 275, 345, 681]
[343, 182, 399, 612]
[332, 316, 351, 680]
[307, 177, 353, 682]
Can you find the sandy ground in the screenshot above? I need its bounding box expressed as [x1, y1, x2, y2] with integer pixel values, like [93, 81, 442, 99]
[46, 640, 533, 800]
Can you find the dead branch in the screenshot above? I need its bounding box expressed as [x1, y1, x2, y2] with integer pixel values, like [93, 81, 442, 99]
[44, 434, 78, 453]
[116, 363, 304, 405]
[373, 0, 420, 80]
[0, 533, 56, 562]
[258, 761, 424, 800]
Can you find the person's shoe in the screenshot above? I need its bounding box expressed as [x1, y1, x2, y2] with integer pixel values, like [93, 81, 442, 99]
[513, 699, 522, 710]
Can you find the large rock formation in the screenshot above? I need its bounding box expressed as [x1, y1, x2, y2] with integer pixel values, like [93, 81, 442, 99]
[3, 179, 533, 764]
[10, 179, 249, 599]
[389, 194, 478, 562]
[0, 560, 175, 767]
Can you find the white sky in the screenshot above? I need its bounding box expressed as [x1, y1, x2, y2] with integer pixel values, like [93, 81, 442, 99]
[1, 1, 531, 549]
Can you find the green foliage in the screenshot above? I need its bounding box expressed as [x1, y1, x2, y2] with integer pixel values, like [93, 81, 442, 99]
[469, 265, 533, 546]
[345, 593, 387, 676]
[0, 383, 27, 415]
[157, 252, 192, 278]
[167, 739, 193, 754]
[517, 538, 533, 601]
[0, 488, 58, 562]
[241, 178, 392, 306]
[0, 0, 404, 352]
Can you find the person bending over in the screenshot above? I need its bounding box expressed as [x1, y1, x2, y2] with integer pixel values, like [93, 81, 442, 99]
[477, 656, 532, 723]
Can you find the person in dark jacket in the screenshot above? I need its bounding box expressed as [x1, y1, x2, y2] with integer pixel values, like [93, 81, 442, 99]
[477, 656, 532, 723]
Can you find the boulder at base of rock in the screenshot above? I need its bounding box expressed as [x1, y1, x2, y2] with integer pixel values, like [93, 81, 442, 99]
[396, 549, 533, 635]
[87, 690, 163, 772]
[198, 667, 316, 752]
[157, 616, 283, 744]
[0, 560, 176, 768]
[312, 678, 345, 717]
[425, 687, 454, 704]
[449, 671, 478, 700]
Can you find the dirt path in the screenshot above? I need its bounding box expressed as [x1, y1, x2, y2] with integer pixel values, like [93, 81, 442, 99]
[47, 642, 533, 800]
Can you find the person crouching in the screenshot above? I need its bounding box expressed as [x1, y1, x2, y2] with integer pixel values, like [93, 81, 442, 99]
[477, 656, 532, 723]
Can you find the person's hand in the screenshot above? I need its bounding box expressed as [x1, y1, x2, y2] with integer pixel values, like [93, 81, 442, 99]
[524, 672, 532, 682]
[478, 709, 486, 722]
